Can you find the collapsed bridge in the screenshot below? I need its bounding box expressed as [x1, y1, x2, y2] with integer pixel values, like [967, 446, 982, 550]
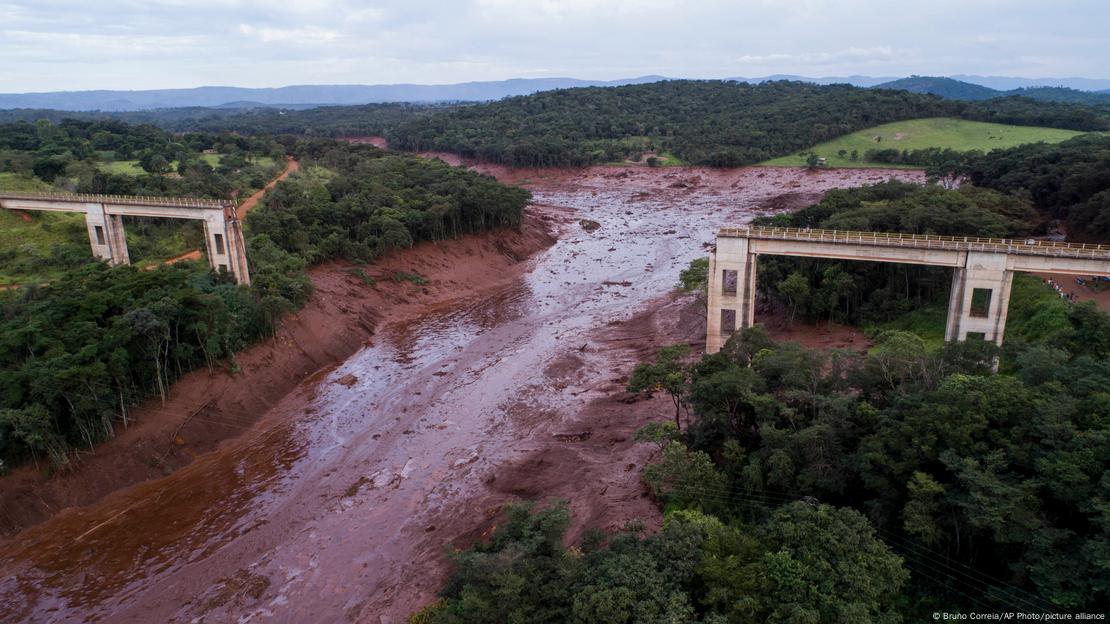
[0, 191, 250, 285]
[707, 226, 1110, 353]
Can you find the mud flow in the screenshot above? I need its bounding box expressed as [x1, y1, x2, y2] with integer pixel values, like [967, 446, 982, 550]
[0, 165, 922, 623]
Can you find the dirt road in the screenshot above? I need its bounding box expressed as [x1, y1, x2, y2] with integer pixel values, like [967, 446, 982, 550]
[0, 165, 923, 623]
[237, 157, 300, 221]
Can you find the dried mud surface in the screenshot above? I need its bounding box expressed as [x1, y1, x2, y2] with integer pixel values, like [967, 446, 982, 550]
[0, 163, 923, 623]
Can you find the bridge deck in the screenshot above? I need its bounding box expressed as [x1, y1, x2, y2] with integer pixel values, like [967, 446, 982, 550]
[720, 226, 1110, 260]
[0, 191, 233, 210]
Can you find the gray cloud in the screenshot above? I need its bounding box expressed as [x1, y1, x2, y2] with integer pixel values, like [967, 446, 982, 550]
[0, 0, 1106, 91]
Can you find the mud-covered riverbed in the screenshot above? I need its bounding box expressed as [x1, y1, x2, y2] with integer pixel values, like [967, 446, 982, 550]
[0, 165, 923, 623]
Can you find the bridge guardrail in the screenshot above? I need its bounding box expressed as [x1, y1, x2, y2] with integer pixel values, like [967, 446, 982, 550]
[0, 191, 232, 210]
[720, 226, 1110, 260]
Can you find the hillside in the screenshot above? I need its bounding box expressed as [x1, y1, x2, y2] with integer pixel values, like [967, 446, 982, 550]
[4, 75, 1110, 112]
[384, 80, 1110, 167]
[959, 133, 1110, 242]
[1009, 86, 1110, 105]
[0, 77, 667, 111]
[761, 117, 1086, 168]
[387, 80, 955, 167]
[874, 76, 1110, 106]
[873, 76, 999, 100]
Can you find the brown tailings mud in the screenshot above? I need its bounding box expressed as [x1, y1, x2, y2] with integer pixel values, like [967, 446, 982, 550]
[0, 163, 922, 623]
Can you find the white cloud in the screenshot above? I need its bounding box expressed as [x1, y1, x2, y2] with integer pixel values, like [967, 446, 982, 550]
[1, 29, 209, 61]
[735, 47, 901, 66]
[237, 24, 342, 43]
[0, 0, 1107, 91]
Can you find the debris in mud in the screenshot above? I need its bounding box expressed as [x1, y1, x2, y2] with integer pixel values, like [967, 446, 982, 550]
[579, 219, 601, 231]
[614, 392, 644, 404]
[553, 431, 592, 442]
[452, 451, 479, 468]
[602, 280, 632, 287]
[334, 373, 359, 387]
[204, 569, 271, 610]
[344, 477, 371, 498]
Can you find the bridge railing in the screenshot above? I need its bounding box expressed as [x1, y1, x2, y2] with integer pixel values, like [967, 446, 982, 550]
[0, 191, 232, 210]
[719, 226, 1110, 260]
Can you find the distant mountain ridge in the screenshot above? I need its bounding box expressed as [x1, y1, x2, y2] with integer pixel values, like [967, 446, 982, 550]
[0, 77, 668, 111]
[872, 76, 1110, 105]
[871, 76, 1000, 100]
[2, 74, 1110, 111]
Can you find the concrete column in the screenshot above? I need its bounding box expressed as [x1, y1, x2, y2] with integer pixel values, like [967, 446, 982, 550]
[225, 217, 251, 286]
[202, 212, 250, 285]
[706, 237, 756, 353]
[943, 251, 1013, 346]
[83, 203, 128, 265]
[202, 216, 231, 276]
[107, 214, 130, 265]
[944, 267, 966, 342]
[83, 203, 111, 261]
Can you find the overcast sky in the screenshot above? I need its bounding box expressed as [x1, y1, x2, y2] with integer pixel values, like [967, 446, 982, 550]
[2, 0, 1107, 92]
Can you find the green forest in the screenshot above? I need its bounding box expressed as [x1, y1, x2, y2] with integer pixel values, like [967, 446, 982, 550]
[384, 81, 1110, 167]
[418, 315, 1109, 620]
[849, 134, 1110, 244]
[0, 102, 452, 138]
[0, 122, 530, 469]
[4, 80, 1109, 174]
[957, 134, 1110, 243]
[252, 139, 529, 264]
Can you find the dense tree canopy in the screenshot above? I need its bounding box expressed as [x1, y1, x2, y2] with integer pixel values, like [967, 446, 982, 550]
[0, 103, 451, 138]
[0, 117, 285, 192]
[956, 134, 1110, 242]
[418, 500, 907, 624]
[247, 140, 530, 264]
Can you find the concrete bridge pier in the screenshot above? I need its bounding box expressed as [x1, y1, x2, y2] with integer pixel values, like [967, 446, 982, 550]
[83, 203, 130, 265]
[944, 252, 1014, 345]
[706, 236, 757, 353]
[202, 211, 250, 285]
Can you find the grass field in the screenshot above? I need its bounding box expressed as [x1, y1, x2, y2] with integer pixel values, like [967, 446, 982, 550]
[97, 160, 146, 175]
[0, 172, 52, 192]
[0, 209, 89, 284]
[761, 118, 1088, 168]
[95, 154, 276, 176]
